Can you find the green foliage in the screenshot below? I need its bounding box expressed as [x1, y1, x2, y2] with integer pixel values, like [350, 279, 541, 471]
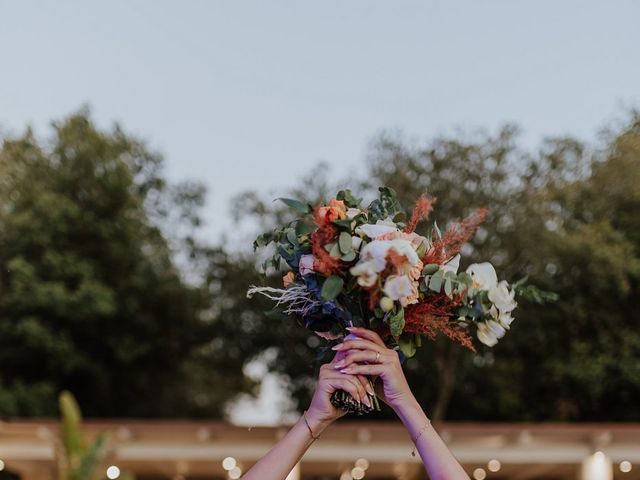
[0, 111, 250, 417]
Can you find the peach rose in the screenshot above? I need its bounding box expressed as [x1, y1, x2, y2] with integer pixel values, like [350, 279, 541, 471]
[317, 198, 347, 224]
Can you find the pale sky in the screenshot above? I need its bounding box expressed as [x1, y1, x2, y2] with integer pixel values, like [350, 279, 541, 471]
[2, 0, 640, 245]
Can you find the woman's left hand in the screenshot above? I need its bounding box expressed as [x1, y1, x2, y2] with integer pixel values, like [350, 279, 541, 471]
[332, 327, 415, 412]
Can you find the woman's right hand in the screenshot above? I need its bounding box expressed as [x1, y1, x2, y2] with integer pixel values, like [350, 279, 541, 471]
[331, 327, 416, 412]
[305, 354, 375, 435]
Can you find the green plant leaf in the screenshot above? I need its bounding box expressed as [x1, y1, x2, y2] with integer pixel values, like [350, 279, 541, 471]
[444, 277, 453, 297]
[277, 197, 311, 214]
[328, 243, 341, 258]
[389, 306, 405, 338]
[399, 334, 417, 357]
[295, 221, 316, 236]
[338, 232, 352, 253]
[321, 276, 344, 301]
[422, 264, 439, 275]
[341, 251, 356, 262]
[331, 219, 353, 228]
[429, 270, 444, 292]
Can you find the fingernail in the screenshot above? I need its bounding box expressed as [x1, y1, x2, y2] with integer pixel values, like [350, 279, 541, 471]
[331, 345, 342, 351]
[346, 326, 356, 331]
[364, 397, 372, 408]
[340, 368, 351, 374]
[334, 361, 344, 368]
[366, 385, 375, 395]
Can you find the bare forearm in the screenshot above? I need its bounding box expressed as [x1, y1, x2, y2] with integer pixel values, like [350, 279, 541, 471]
[242, 416, 323, 480]
[394, 398, 469, 480]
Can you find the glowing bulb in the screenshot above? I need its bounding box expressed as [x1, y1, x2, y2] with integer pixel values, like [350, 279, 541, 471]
[620, 461, 632, 473]
[581, 451, 613, 480]
[106, 466, 120, 480]
[340, 472, 352, 480]
[473, 468, 487, 480]
[222, 457, 237, 471]
[0, 460, 5, 471]
[351, 466, 365, 479]
[355, 458, 370, 470]
[228, 466, 242, 479]
[488, 459, 501, 472]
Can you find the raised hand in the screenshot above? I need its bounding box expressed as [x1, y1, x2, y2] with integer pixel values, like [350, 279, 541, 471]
[331, 326, 415, 412]
[305, 353, 375, 433]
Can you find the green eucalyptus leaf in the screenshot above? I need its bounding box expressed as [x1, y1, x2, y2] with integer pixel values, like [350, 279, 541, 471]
[295, 221, 316, 236]
[277, 197, 311, 213]
[444, 277, 453, 297]
[429, 270, 444, 292]
[331, 219, 353, 228]
[338, 232, 352, 253]
[422, 264, 439, 275]
[329, 243, 342, 258]
[321, 276, 344, 301]
[399, 334, 416, 357]
[389, 306, 405, 338]
[341, 251, 357, 262]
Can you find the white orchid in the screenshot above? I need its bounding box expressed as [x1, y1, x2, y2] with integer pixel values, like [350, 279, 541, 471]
[466, 262, 498, 290]
[477, 320, 506, 347]
[488, 280, 517, 314]
[489, 305, 515, 329]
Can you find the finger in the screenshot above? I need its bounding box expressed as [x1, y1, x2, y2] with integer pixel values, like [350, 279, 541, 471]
[339, 363, 387, 377]
[334, 349, 385, 369]
[328, 376, 368, 405]
[332, 338, 382, 353]
[346, 327, 386, 347]
[357, 374, 375, 397]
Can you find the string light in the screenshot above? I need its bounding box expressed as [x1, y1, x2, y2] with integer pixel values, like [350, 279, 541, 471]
[0, 459, 5, 471]
[340, 471, 352, 480]
[473, 468, 487, 480]
[222, 457, 237, 471]
[487, 459, 501, 472]
[620, 461, 632, 473]
[106, 466, 120, 480]
[351, 466, 366, 479]
[228, 466, 242, 479]
[355, 458, 370, 470]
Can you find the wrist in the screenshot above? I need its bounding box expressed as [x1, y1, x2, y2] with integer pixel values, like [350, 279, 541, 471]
[391, 394, 421, 419]
[303, 410, 332, 437]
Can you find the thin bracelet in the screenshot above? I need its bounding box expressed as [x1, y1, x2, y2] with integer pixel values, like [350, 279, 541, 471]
[410, 418, 431, 457]
[302, 411, 321, 440]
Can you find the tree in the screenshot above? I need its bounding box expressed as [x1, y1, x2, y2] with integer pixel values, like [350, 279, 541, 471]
[0, 111, 248, 417]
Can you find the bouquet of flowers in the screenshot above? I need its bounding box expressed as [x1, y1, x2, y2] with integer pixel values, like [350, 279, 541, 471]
[249, 187, 534, 414]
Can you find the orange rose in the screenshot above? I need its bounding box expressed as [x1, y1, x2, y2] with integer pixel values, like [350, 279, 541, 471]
[282, 271, 295, 288]
[317, 198, 347, 224]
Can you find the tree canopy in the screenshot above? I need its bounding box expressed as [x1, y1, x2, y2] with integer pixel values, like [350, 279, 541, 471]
[1, 110, 638, 421]
[0, 112, 249, 417]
